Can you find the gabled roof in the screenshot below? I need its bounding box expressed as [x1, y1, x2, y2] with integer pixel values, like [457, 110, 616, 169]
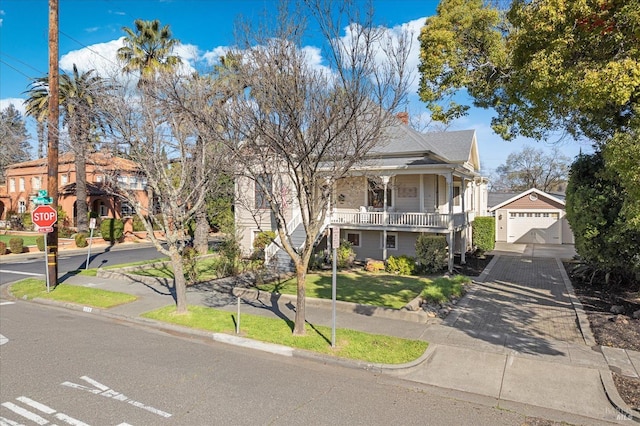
[489, 188, 566, 212]
[367, 119, 480, 171]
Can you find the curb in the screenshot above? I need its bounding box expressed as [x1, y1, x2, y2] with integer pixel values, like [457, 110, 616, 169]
[12, 291, 432, 375]
[599, 370, 640, 423]
[556, 257, 597, 347]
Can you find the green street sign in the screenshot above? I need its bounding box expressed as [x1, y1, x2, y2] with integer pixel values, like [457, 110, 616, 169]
[32, 189, 53, 205]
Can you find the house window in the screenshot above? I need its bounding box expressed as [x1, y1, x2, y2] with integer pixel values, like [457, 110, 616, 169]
[9, 179, 15, 192]
[61, 174, 68, 185]
[453, 185, 461, 207]
[99, 202, 108, 217]
[96, 175, 103, 183]
[346, 232, 361, 247]
[255, 174, 272, 209]
[381, 232, 398, 250]
[32, 176, 41, 191]
[121, 201, 135, 217]
[18, 200, 26, 214]
[368, 179, 392, 208]
[19, 178, 25, 191]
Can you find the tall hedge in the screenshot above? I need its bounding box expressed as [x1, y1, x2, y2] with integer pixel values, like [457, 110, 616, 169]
[100, 218, 124, 242]
[566, 152, 640, 284]
[473, 216, 495, 253]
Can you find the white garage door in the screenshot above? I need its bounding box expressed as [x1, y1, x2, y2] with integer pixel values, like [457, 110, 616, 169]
[507, 211, 561, 244]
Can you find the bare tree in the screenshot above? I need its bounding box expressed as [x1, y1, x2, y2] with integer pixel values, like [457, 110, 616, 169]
[103, 72, 230, 314]
[206, 0, 411, 335]
[492, 146, 571, 192]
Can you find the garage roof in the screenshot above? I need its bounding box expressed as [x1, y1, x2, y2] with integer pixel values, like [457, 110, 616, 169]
[489, 188, 566, 212]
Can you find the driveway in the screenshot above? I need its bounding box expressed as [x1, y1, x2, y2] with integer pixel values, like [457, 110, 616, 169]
[490, 242, 577, 259]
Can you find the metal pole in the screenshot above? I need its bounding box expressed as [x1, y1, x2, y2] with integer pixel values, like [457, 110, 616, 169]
[44, 232, 50, 293]
[236, 297, 240, 334]
[331, 244, 337, 348]
[85, 227, 94, 270]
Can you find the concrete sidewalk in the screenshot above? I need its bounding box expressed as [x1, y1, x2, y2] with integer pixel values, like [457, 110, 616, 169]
[4, 244, 639, 424]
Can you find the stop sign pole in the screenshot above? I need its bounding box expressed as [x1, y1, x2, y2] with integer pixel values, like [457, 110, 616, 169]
[31, 197, 58, 292]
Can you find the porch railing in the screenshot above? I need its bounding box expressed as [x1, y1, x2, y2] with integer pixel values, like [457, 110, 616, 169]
[330, 210, 469, 229]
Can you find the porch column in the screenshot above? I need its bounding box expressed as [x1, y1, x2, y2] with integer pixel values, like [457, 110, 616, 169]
[446, 173, 454, 273]
[461, 179, 467, 265]
[381, 175, 390, 261]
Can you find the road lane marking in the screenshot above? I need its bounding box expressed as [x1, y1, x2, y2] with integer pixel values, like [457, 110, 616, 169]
[0, 415, 22, 425]
[0, 270, 44, 277]
[1, 401, 48, 425]
[62, 376, 172, 418]
[0, 302, 15, 306]
[2, 397, 90, 426]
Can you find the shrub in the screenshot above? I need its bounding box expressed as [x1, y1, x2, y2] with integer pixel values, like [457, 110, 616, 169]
[100, 218, 124, 242]
[473, 216, 495, 254]
[151, 214, 164, 231]
[58, 227, 74, 238]
[75, 233, 88, 248]
[386, 255, 416, 275]
[309, 250, 328, 270]
[251, 230, 276, 260]
[36, 235, 45, 251]
[21, 212, 33, 229]
[182, 246, 199, 284]
[9, 237, 24, 254]
[132, 215, 147, 232]
[365, 259, 385, 272]
[218, 236, 241, 276]
[415, 234, 448, 274]
[337, 239, 355, 269]
[0, 241, 6, 255]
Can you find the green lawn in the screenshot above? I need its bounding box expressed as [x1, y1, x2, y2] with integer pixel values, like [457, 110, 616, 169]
[10, 278, 137, 308]
[131, 256, 219, 280]
[143, 305, 428, 364]
[0, 234, 39, 247]
[257, 271, 470, 309]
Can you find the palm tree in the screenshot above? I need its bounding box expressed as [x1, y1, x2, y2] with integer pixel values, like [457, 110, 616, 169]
[117, 19, 181, 85]
[25, 64, 108, 233]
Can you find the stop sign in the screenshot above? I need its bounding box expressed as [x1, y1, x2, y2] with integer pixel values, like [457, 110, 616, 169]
[32, 205, 58, 228]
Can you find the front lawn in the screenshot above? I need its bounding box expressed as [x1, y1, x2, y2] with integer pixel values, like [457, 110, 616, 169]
[143, 305, 428, 364]
[257, 271, 470, 309]
[0, 234, 39, 247]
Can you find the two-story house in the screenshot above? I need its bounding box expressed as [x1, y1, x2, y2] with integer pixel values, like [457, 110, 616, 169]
[0, 151, 150, 228]
[235, 114, 488, 272]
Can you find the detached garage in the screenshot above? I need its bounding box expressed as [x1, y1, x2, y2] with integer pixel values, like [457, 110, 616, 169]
[490, 188, 574, 245]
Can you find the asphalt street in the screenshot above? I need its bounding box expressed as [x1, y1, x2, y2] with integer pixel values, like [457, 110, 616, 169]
[1, 300, 554, 425]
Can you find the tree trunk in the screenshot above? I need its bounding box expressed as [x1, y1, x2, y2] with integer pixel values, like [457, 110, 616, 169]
[75, 148, 88, 233]
[293, 262, 306, 335]
[194, 206, 209, 255]
[170, 248, 188, 314]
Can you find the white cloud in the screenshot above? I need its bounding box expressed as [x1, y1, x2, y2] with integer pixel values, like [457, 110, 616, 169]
[59, 38, 198, 82]
[0, 98, 26, 115]
[59, 38, 124, 78]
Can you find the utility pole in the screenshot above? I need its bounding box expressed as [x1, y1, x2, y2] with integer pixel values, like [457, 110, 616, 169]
[47, 0, 59, 289]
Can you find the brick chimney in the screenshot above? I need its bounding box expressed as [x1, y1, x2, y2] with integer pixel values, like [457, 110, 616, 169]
[396, 111, 409, 125]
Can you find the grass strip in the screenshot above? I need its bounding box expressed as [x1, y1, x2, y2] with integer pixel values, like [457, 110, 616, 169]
[10, 278, 137, 308]
[143, 305, 428, 364]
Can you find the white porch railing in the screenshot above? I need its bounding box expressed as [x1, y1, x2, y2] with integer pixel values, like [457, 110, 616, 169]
[330, 210, 469, 229]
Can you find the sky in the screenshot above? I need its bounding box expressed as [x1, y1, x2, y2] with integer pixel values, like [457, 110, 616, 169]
[0, 0, 593, 176]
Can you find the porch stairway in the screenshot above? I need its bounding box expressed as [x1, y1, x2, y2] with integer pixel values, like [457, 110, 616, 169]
[265, 216, 329, 273]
